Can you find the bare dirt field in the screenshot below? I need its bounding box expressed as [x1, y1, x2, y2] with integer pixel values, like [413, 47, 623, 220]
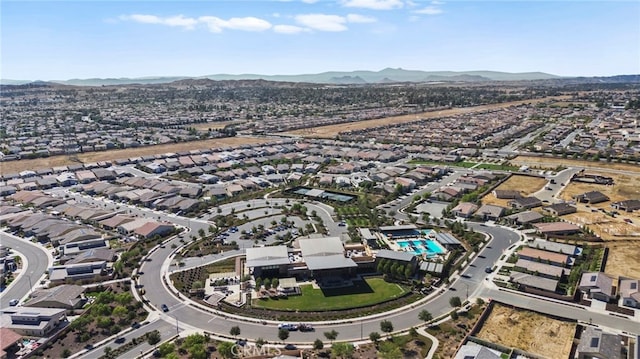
[556, 171, 640, 279]
[191, 120, 245, 131]
[0, 136, 270, 173]
[285, 96, 569, 138]
[482, 175, 547, 206]
[604, 242, 640, 279]
[476, 303, 575, 359]
[511, 156, 640, 174]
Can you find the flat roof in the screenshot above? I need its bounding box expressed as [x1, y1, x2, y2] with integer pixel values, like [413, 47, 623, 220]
[245, 246, 290, 268]
[304, 255, 357, 271]
[299, 237, 344, 257]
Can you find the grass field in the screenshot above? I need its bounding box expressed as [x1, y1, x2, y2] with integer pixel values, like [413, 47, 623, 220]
[0, 136, 270, 173]
[284, 96, 569, 138]
[476, 303, 575, 359]
[408, 160, 477, 168]
[481, 175, 547, 207]
[251, 277, 408, 311]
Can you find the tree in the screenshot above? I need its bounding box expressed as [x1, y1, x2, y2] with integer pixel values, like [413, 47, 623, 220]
[198, 228, 206, 238]
[378, 341, 402, 359]
[324, 329, 338, 343]
[103, 346, 113, 359]
[449, 296, 462, 307]
[147, 330, 161, 345]
[380, 320, 393, 334]
[313, 338, 324, 350]
[112, 305, 128, 322]
[369, 331, 381, 344]
[451, 310, 459, 320]
[158, 342, 175, 357]
[278, 328, 290, 343]
[230, 326, 240, 338]
[332, 342, 355, 358]
[217, 341, 235, 358]
[418, 309, 433, 323]
[256, 338, 266, 348]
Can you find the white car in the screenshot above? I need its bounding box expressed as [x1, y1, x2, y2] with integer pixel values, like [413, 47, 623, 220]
[9, 299, 19, 306]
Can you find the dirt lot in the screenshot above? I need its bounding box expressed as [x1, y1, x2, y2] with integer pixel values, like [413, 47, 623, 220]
[475, 303, 575, 359]
[556, 171, 640, 278]
[191, 120, 245, 131]
[511, 156, 640, 173]
[0, 136, 270, 173]
[482, 175, 547, 207]
[285, 96, 569, 138]
[605, 242, 640, 279]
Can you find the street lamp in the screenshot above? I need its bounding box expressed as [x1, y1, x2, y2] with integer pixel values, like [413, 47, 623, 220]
[464, 283, 469, 301]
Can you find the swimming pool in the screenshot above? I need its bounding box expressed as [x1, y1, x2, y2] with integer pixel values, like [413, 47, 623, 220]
[396, 238, 445, 257]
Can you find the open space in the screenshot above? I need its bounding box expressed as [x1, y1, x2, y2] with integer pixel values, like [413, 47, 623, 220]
[482, 174, 547, 207]
[0, 136, 270, 173]
[475, 303, 576, 359]
[284, 97, 568, 138]
[251, 277, 408, 311]
[511, 156, 640, 173]
[557, 172, 640, 279]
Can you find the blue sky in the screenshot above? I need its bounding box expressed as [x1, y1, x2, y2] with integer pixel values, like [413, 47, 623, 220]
[2, 0, 639, 80]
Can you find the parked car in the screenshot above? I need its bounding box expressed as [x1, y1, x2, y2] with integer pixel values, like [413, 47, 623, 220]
[485, 267, 493, 273]
[9, 299, 19, 306]
[278, 323, 298, 331]
[161, 304, 169, 312]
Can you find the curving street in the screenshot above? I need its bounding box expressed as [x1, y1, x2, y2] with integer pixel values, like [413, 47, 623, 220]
[0, 230, 52, 303]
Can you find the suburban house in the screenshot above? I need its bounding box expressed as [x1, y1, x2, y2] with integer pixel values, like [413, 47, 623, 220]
[48, 261, 107, 283]
[528, 239, 582, 256]
[474, 204, 506, 221]
[611, 199, 640, 212]
[509, 272, 559, 293]
[619, 277, 640, 309]
[505, 210, 543, 225]
[517, 247, 571, 267]
[451, 202, 479, 218]
[133, 221, 175, 238]
[454, 344, 502, 359]
[533, 222, 581, 237]
[23, 284, 86, 309]
[542, 203, 577, 216]
[508, 196, 542, 210]
[0, 307, 67, 337]
[579, 272, 616, 302]
[493, 190, 521, 199]
[514, 258, 567, 279]
[576, 327, 622, 359]
[573, 191, 610, 204]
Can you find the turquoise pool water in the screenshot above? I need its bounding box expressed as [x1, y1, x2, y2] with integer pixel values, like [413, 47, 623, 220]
[396, 239, 445, 257]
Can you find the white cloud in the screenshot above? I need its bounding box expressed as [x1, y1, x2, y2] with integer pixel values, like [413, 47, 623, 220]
[431, 1, 444, 4]
[346, 14, 377, 23]
[301, 0, 320, 3]
[120, 14, 199, 30]
[273, 24, 308, 34]
[341, 0, 404, 10]
[222, 17, 273, 31]
[121, 14, 272, 32]
[414, 6, 443, 15]
[295, 14, 348, 32]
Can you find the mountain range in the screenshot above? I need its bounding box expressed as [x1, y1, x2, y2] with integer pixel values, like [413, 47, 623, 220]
[2, 68, 562, 86]
[3, 68, 639, 87]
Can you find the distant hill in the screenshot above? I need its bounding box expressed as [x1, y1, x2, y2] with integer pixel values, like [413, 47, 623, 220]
[3, 69, 638, 87]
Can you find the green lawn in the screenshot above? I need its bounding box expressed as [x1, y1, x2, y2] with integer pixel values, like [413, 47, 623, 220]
[475, 163, 520, 171]
[252, 277, 408, 311]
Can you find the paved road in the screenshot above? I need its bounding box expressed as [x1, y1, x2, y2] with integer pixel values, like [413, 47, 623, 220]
[135, 223, 520, 343]
[532, 167, 582, 203]
[0, 230, 51, 303]
[79, 319, 177, 359]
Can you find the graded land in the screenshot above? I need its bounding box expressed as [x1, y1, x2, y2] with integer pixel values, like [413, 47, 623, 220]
[556, 171, 640, 279]
[0, 136, 270, 174]
[475, 303, 575, 359]
[481, 174, 547, 207]
[510, 156, 640, 174]
[284, 96, 569, 138]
